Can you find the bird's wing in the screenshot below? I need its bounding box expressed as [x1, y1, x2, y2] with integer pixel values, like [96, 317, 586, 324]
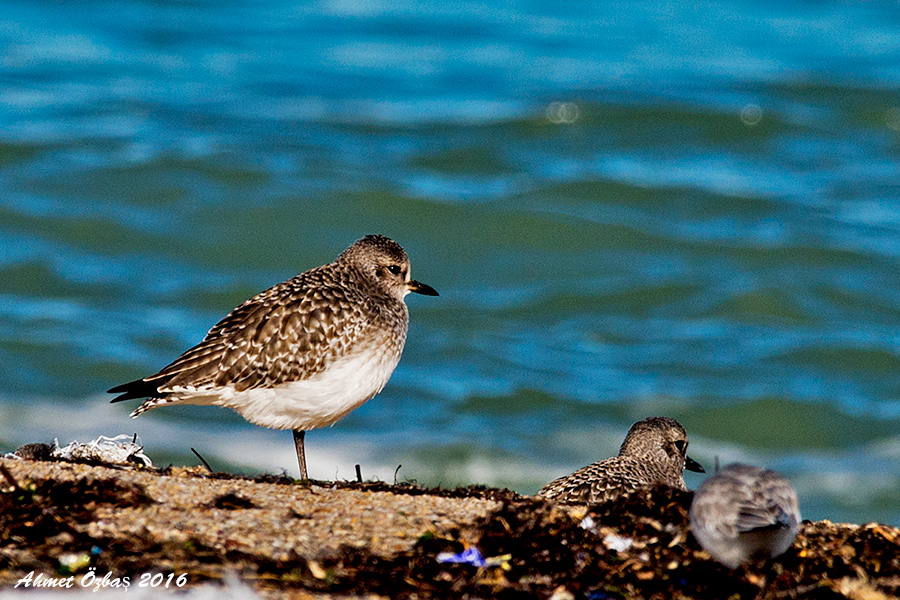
[110, 274, 372, 400]
[540, 458, 646, 504]
[734, 492, 798, 534]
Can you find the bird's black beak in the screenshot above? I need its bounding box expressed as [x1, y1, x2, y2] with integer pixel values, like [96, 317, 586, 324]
[408, 280, 439, 296]
[685, 455, 705, 473]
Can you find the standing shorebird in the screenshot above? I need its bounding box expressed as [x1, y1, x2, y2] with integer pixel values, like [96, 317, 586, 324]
[690, 463, 800, 569]
[539, 416, 705, 504]
[108, 234, 438, 479]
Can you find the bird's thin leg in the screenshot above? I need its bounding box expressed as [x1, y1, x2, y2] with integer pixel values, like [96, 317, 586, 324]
[293, 430, 308, 480]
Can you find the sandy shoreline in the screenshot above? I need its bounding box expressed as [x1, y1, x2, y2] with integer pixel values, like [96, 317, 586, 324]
[1, 456, 898, 599]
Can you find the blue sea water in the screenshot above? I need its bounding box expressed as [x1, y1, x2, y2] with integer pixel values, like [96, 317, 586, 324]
[2, 0, 900, 526]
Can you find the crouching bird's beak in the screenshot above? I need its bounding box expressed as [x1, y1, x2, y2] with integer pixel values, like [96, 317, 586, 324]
[685, 455, 705, 473]
[407, 280, 439, 296]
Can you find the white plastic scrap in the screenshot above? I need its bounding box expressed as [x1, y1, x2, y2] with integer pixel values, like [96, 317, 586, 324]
[52, 434, 152, 467]
[602, 532, 634, 553]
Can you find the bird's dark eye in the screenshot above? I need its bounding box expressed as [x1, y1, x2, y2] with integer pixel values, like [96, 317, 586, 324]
[674, 440, 687, 453]
[387, 265, 402, 275]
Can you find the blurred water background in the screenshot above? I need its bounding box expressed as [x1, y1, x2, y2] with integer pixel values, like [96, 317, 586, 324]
[2, 0, 900, 525]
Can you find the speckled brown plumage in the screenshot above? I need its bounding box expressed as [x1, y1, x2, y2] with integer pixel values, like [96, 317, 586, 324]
[108, 235, 438, 479]
[539, 416, 704, 505]
[115, 258, 399, 399]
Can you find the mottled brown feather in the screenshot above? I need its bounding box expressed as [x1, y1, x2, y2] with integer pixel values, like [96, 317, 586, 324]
[151, 273, 395, 393]
[539, 416, 697, 505]
[109, 235, 420, 406]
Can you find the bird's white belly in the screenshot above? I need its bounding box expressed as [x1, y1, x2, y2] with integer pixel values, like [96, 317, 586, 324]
[173, 347, 402, 431]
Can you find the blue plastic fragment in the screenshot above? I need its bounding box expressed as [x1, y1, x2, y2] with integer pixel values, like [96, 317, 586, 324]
[436, 546, 487, 567]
